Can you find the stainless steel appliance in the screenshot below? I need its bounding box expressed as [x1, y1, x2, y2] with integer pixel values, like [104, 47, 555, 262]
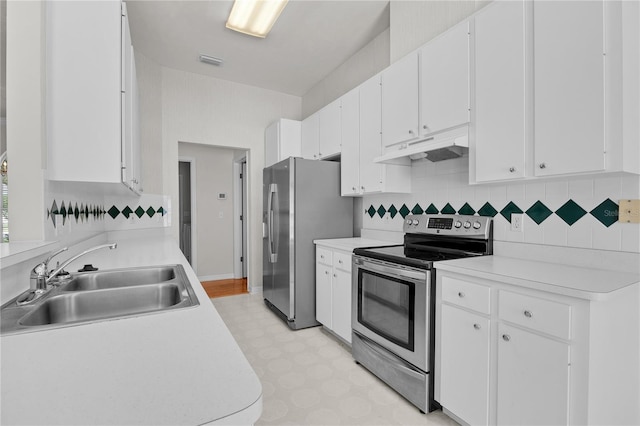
[352, 214, 493, 413]
[263, 157, 353, 329]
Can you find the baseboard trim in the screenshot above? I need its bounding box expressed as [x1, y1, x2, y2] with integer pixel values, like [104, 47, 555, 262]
[198, 273, 235, 282]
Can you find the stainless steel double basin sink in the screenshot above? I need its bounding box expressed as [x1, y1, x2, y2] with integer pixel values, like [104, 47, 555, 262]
[1, 265, 200, 335]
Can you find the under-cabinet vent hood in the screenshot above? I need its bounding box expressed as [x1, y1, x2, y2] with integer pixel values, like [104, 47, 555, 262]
[374, 130, 468, 164]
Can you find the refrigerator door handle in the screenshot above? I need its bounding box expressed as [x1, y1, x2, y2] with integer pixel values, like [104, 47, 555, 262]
[268, 183, 278, 263]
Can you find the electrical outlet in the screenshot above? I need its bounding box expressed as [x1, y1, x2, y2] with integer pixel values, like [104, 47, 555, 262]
[619, 199, 640, 223]
[511, 213, 524, 232]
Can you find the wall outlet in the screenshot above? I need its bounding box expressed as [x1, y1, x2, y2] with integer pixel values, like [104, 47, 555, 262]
[619, 199, 640, 223]
[511, 213, 524, 232]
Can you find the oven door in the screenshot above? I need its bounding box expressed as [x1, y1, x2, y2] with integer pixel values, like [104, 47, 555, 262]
[352, 255, 429, 371]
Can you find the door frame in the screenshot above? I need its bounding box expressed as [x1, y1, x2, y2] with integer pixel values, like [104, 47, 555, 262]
[233, 153, 248, 280]
[178, 156, 197, 273]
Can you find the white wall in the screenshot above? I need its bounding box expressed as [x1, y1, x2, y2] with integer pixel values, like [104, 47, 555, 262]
[161, 67, 301, 292]
[178, 142, 239, 280]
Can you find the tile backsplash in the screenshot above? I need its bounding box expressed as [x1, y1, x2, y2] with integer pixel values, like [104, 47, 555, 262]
[363, 156, 640, 253]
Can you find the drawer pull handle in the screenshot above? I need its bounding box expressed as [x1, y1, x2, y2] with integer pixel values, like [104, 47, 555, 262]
[325, 271, 329, 275]
[320, 255, 324, 259]
[502, 334, 511, 342]
[523, 310, 533, 318]
[473, 323, 481, 330]
[338, 260, 343, 264]
[458, 292, 465, 298]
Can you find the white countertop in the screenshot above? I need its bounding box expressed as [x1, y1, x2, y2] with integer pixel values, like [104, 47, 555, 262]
[313, 237, 398, 251]
[1, 233, 262, 425]
[435, 255, 640, 301]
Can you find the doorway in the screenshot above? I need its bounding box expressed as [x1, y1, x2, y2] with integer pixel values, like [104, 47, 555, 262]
[233, 155, 248, 280]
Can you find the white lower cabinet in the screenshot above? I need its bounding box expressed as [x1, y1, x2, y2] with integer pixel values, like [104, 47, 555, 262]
[436, 271, 639, 426]
[439, 304, 490, 426]
[315, 246, 352, 343]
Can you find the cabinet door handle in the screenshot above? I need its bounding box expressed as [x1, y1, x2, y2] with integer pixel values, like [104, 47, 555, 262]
[423, 125, 429, 130]
[539, 163, 547, 169]
[338, 260, 343, 264]
[458, 292, 465, 298]
[502, 334, 511, 342]
[473, 323, 481, 330]
[361, 186, 365, 191]
[509, 167, 516, 173]
[523, 310, 533, 318]
[325, 271, 329, 275]
[408, 129, 414, 135]
[352, 186, 356, 191]
[333, 273, 337, 278]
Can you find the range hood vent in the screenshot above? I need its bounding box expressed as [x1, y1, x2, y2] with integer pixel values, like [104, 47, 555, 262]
[374, 129, 469, 164]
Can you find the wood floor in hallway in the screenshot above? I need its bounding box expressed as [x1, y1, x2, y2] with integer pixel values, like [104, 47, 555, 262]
[201, 278, 248, 298]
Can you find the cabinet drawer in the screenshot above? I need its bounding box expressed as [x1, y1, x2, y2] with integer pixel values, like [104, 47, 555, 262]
[316, 247, 332, 266]
[498, 290, 571, 340]
[334, 251, 352, 272]
[441, 277, 491, 315]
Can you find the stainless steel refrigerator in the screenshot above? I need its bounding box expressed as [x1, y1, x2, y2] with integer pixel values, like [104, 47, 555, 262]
[263, 157, 353, 329]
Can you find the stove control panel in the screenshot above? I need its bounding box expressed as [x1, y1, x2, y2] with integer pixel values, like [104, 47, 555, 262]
[403, 214, 492, 238]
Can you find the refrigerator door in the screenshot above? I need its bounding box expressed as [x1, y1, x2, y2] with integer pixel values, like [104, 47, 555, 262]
[263, 158, 294, 320]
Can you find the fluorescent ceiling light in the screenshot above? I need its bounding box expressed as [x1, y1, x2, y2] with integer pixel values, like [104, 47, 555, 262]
[226, 0, 289, 38]
[199, 54, 224, 66]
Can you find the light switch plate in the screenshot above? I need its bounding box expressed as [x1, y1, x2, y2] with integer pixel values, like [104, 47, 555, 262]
[619, 199, 640, 223]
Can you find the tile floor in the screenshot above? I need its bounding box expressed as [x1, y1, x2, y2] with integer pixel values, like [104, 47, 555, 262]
[212, 293, 458, 426]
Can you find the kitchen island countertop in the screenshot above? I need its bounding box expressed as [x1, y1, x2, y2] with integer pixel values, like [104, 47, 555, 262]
[0, 232, 262, 425]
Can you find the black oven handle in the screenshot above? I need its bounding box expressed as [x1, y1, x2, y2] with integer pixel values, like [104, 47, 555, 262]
[353, 257, 426, 282]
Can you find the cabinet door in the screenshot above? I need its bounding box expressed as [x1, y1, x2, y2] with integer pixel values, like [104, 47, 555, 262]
[533, 0, 605, 176]
[315, 263, 332, 327]
[332, 268, 352, 343]
[381, 52, 420, 147]
[301, 113, 320, 160]
[318, 99, 341, 159]
[420, 22, 470, 136]
[439, 305, 490, 426]
[497, 323, 570, 425]
[359, 75, 383, 194]
[341, 89, 360, 196]
[474, 1, 526, 182]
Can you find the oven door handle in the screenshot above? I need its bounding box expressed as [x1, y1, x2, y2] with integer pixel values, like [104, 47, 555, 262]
[354, 258, 426, 282]
[358, 334, 426, 381]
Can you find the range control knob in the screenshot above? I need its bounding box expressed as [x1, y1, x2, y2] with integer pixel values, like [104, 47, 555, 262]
[406, 219, 412, 225]
[464, 221, 472, 229]
[473, 221, 482, 229]
[413, 219, 419, 226]
[454, 221, 462, 228]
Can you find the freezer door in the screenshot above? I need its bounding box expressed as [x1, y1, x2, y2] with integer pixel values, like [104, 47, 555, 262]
[263, 158, 294, 320]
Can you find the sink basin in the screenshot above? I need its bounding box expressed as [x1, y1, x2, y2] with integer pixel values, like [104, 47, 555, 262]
[20, 284, 184, 326]
[61, 266, 176, 291]
[1, 264, 199, 335]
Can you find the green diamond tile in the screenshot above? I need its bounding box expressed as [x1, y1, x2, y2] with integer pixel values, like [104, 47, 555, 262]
[367, 205, 376, 218]
[388, 204, 398, 218]
[107, 206, 120, 219]
[74, 204, 80, 221]
[135, 206, 145, 219]
[399, 204, 411, 218]
[590, 198, 618, 227]
[67, 203, 73, 217]
[50, 200, 59, 216]
[59, 201, 66, 218]
[458, 202, 476, 216]
[424, 203, 439, 214]
[478, 202, 498, 217]
[158, 206, 166, 216]
[122, 206, 133, 219]
[500, 201, 523, 222]
[555, 199, 587, 226]
[377, 205, 386, 218]
[441, 203, 456, 215]
[526, 201, 553, 225]
[146, 207, 156, 218]
[411, 203, 424, 215]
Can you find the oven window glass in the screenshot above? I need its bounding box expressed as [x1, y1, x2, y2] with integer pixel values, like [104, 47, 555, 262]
[357, 269, 415, 351]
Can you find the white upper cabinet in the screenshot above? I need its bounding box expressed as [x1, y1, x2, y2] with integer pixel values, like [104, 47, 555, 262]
[533, 0, 605, 177]
[419, 21, 471, 137]
[340, 89, 360, 196]
[47, 0, 140, 193]
[301, 113, 320, 160]
[473, 0, 527, 183]
[358, 75, 384, 194]
[264, 119, 301, 168]
[318, 99, 342, 159]
[381, 52, 420, 147]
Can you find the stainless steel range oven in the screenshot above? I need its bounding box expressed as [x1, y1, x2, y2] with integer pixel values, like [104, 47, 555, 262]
[352, 214, 493, 413]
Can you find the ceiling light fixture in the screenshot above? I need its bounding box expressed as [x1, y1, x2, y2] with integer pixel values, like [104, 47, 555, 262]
[199, 54, 224, 66]
[226, 0, 289, 38]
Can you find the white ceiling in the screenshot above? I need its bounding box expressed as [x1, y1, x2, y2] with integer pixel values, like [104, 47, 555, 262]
[126, 0, 390, 97]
